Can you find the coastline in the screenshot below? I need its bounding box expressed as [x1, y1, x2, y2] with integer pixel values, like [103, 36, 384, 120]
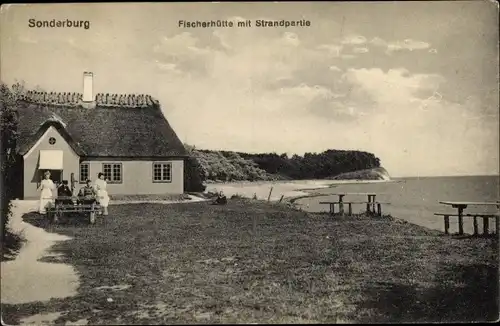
[204, 178, 399, 202]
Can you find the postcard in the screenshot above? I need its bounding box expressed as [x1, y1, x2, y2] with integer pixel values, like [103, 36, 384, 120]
[1, 2, 498, 325]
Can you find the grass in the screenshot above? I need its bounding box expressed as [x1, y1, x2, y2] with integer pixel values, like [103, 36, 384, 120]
[1, 198, 498, 324]
[109, 194, 191, 201]
[1, 229, 25, 262]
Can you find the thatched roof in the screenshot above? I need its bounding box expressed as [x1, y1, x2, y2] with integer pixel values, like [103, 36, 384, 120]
[16, 100, 188, 158]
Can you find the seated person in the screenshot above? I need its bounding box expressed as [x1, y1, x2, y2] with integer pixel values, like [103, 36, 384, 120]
[78, 179, 97, 205]
[57, 180, 74, 205]
[212, 191, 227, 205]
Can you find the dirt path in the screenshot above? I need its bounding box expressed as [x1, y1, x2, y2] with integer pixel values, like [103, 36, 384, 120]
[1, 200, 80, 305]
[1, 196, 208, 306]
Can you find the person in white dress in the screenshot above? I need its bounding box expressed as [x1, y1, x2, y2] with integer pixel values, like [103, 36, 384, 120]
[38, 171, 55, 214]
[94, 172, 110, 216]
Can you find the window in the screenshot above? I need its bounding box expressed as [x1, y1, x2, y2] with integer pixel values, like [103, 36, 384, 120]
[153, 162, 172, 182]
[49, 137, 56, 145]
[102, 163, 122, 183]
[79, 163, 89, 183]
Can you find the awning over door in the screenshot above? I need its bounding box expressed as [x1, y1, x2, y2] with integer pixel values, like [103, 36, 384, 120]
[38, 150, 64, 170]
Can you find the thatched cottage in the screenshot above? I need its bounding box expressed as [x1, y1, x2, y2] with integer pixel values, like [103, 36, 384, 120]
[15, 72, 188, 199]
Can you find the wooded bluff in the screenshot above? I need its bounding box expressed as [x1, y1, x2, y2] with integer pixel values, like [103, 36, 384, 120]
[183, 144, 385, 191]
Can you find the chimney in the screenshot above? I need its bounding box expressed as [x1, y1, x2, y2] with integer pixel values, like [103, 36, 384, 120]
[83, 71, 93, 102]
[81, 71, 96, 108]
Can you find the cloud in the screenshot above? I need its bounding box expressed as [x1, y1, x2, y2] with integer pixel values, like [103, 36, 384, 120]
[317, 43, 343, 57]
[153, 32, 214, 76]
[369, 37, 386, 47]
[329, 65, 342, 72]
[282, 32, 300, 47]
[339, 68, 496, 176]
[156, 62, 182, 74]
[369, 37, 431, 54]
[352, 47, 369, 54]
[341, 35, 367, 45]
[151, 29, 386, 154]
[213, 30, 232, 50]
[340, 54, 357, 60]
[154, 31, 477, 170]
[388, 39, 430, 52]
[279, 84, 335, 100]
[429, 48, 438, 54]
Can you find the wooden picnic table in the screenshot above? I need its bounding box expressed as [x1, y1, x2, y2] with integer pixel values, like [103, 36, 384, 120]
[436, 201, 500, 236]
[320, 193, 389, 216]
[330, 193, 381, 202]
[47, 195, 102, 224]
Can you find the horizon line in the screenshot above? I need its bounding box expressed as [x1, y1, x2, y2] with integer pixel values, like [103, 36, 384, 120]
[393, 174, 499, 178]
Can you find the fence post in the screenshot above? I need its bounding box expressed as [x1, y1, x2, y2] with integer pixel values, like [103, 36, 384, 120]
[267, 187, 273, 201]
[278, 195, 284, 203]
[473, 216, 478, 236]
[377, 203, 382, 216]
[348, 203, 352, 216]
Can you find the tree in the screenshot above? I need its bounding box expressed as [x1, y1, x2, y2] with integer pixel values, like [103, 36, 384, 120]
[1, 82, 21, 258]
[183, 143, 206, 192]
[183, 144, 383, 182]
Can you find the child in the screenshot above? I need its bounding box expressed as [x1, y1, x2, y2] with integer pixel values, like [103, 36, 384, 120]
[57, 180, 74, 205]
[78, 179, 97, 205]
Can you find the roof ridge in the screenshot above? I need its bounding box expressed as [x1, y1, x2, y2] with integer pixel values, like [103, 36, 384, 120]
[95, 93, 159, 107]
[42, 112, 67, 128]
[19, 90, 160, 109]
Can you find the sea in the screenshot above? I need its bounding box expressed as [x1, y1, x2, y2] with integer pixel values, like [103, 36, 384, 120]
[206, 175, 500, 235]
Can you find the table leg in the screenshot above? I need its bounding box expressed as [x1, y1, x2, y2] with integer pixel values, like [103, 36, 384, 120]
[483, 217, 489, 235]
[473, 216, 478, 235]
[458, 207, 464, 235]
[90, 203, 96, 224]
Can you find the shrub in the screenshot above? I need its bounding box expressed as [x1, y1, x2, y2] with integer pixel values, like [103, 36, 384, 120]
[183, 156, 206, 192]
[1, 82, 21, 258]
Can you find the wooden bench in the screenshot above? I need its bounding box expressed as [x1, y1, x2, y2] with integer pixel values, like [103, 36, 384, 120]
[319, 193, 389, 216]
[47, 196, 102, 224]
[434, 213, 500, 236]
[319, 201, 391, 216]
[436, 201, 500, 236]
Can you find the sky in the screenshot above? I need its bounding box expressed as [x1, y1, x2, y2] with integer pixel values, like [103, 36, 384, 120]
[1, 2, 499, 177]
